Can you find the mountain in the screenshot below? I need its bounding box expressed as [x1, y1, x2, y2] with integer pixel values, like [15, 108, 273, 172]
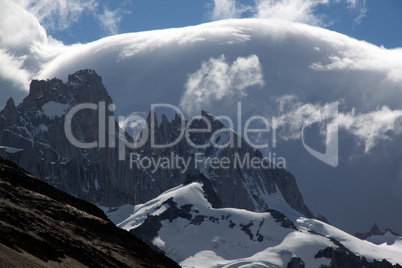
[117, 175, 402, 267]
[355, 223, 401, 246]
[0, 69, 316, 219]
[2, 70, 402, 267]
[0, 156, 179, 267]
[0, 70, 134, 206]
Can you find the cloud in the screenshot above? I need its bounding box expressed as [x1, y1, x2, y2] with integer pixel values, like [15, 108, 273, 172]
[1, 12, 402, 234]
[346, 0, 365, 9]
[343, 0, 367, 26]
[97, 7, 124, 35]
[266, 97, 402, 154]
[95, 1, 132, 35]
[180, 55, 264, 115]
[0, 1, 47, 51]
[0, 0, 64, 95]
[208, 0, 368, 27]
[353, 7, 367, 26]
[16, 0, 130, 35]
[254, 0, 329, 25]
[309, 42, 402, 83]
[0, 0, 130, 104]
[0, 49, 31, 90]
[337, 106, 402, 153]
[34, 19, 402, 118]
[20, 0, 98, 31]
[210, 0, 252, 20]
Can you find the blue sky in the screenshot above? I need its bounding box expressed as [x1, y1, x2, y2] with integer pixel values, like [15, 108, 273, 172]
[319, 0, 402, 48]
[45, 0, 402, 49]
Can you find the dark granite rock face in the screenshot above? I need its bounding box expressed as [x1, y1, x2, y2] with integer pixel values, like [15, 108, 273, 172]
[0, 156, 179, 268]
[0, 70, 133, 206]
[315, 246, 401, 268]
[0, 69, 314, 219]
[287, 257, 305, 268]
[183, 173, 222, 208]
[313, 234, 401, 268]
[130, 197, 193, 248]
[265, 209, 297, 230]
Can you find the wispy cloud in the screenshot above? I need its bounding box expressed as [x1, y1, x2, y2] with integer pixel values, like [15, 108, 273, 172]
[21, 0, 98, 31]
[337, 106, 402, 153]
[271, 98, 402, 153]
[97, 7, 124, 35]
[180, 54, 264, 115]
[348, 0, 367, 26]
[254, 0, 329, 25]
[17, 0, 130, 35]
[209, 0, 367, 27]
[210, 0, 252, 20]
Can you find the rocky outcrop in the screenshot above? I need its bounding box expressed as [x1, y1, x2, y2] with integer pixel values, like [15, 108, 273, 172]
[355, 223, 400, 240]
[315, 245, 401, 268]
[130, 197, 193, 249]
[183, 173, 222, 208]
[309, 233, 401, 268]
[0, 69, 314, 219]
[0, 70, 134, 206]
[136, 109, 314, 217]
[287, 257, 305, 268]
[0, 156, 179, 267]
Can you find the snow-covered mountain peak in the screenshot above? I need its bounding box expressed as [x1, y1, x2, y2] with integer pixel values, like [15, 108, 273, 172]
[355, 223, 402, 247]
[119, 182, 212, 230]
[115, 176, 402, 267]
[119, 179, 313, 266]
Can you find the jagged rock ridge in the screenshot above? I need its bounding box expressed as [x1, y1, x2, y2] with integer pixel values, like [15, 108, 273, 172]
[0, 69, 313, 218]
[355, 223, 400, 240]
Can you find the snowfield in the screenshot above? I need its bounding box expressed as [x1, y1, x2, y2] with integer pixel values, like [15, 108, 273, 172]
[112, 182, 402, 267]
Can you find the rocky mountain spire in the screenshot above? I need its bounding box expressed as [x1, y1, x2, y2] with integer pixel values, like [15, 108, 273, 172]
[355, 222, 400, 240]
[0, 98, 20, 126]
[0, 69, 315, 220]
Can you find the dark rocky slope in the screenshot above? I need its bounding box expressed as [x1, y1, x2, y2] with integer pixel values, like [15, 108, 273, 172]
[0, 157, 179, 268]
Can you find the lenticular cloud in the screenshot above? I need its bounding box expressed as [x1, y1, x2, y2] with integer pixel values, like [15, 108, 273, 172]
[1, 14, 402, 234]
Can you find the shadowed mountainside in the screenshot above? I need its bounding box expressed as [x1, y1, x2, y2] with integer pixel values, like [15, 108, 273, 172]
[0, 157, 179, 268]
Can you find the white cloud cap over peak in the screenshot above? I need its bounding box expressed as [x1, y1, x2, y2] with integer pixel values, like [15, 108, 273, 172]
[1, 3, 402, 235]
[0, 0, 72, 88]
[0, 0, 125, 103]
[0, 0, 62, 94]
